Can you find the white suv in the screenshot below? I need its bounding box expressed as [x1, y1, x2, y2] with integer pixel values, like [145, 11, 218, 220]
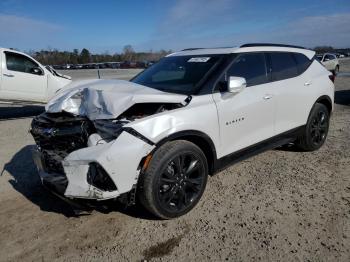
[31, 44, 334, 219]
[316, 53, 339, 75]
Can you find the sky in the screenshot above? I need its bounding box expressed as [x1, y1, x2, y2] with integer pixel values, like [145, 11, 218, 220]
[0, 0, 350, 53]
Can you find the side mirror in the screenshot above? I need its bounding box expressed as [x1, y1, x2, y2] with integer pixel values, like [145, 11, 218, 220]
[323, 57, 330, 62]
[31, 67, 44, 75]
[227, 76, 246, 93]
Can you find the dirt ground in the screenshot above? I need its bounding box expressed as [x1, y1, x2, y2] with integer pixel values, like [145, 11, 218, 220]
[0, 61, 349, 262]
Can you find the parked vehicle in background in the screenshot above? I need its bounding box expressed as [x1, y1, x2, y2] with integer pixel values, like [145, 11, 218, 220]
[120, 61, 138, 69]
[316, 53, 339, 75]
[105, 62, 121, 69]
[31, 43, 334, 219]
[51, 61, 152, 70]
[0, 48, 72, 103]
[52, 64, 65, 70]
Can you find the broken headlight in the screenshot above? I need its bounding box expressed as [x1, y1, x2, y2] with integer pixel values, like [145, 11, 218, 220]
[93, 119, 130, 141]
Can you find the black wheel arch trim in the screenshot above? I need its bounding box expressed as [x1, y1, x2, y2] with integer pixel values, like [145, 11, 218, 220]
[152, 130, 218, 175]
[315, 95, 333, 113]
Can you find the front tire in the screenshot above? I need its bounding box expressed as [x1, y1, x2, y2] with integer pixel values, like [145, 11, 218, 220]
[296, 103, 330, 151]
[138, 140, 208, 219]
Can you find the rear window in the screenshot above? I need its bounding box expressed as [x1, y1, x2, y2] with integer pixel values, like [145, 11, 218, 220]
[269, 52, 298, 81]
[325, 54, 335, 60]
[293, 53, 312, 74]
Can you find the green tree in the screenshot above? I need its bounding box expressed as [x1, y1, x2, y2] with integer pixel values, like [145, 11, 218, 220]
[80, 48, 91, 63]
[314, 46, 334, 53]
[122, 45, 135, 61]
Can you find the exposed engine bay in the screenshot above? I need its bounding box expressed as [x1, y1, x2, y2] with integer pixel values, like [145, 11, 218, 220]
[32, 102, 184, 144]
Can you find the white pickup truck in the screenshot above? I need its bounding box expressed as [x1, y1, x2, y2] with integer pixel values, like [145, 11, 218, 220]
[0, 48, 71, 103]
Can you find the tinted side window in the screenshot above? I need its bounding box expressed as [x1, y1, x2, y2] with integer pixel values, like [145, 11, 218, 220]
[270, 52, 298, 81]
[293, 53, 311, 74]
[5, 52, 39, 74]
[226, 53, 267, 86]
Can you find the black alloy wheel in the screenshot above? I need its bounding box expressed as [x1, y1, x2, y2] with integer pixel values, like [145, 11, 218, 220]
[157, 152, 205, 213]
[138, 140, 208, 219]
[310, 110, 328, 146]
[296, 103, 330, 151]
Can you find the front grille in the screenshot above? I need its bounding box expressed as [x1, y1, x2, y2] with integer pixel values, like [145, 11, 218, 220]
[31, 112, 94, 153]
[31, 112, 95, 174]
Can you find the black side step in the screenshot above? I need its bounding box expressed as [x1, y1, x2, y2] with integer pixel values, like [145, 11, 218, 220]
[214, 126, 303, 173]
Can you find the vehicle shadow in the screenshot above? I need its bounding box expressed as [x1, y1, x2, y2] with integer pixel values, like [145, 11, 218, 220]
[2, 145, 157, 219]
[0, 105, 44, 120]
[274, 143, 299, 152]
[335, 90, 350, 106]
[2, 145, 76, 217]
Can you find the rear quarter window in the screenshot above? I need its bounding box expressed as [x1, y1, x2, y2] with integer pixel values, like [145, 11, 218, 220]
[269, 52, 298, 81]
[293, 53, 312, 74]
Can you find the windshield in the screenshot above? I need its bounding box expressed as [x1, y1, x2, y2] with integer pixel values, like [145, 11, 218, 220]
[131, 55, 222, 94]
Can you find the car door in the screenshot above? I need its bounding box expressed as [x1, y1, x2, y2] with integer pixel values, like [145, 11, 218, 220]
[212, 52, 276, 157]
[1, 51, 47, 102]
[266, 52, 312, 135]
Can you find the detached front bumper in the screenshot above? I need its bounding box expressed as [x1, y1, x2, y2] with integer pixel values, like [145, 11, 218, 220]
[32, 131, 155, 200]
[33, 149, 68, 195]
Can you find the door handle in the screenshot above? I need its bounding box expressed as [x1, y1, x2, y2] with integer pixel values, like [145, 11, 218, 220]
[3, 73, 14, 77]
[263, 94, 273, 100]
[304, 82, 312, 86]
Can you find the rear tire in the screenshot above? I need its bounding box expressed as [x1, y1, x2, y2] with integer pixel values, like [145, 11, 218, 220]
[296, 103, 330, 151]
[138, 140, 208, 219]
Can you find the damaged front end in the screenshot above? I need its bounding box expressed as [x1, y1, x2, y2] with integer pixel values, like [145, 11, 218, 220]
[30, 110, 153, 201]
[31, 112, 94, 195]
[30, 80, 189, 203]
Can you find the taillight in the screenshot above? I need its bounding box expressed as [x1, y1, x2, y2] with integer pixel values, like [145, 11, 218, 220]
[329, 74, 335, 83]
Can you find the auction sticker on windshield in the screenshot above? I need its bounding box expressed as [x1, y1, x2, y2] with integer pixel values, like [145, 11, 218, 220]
[188, 57, 211, 62]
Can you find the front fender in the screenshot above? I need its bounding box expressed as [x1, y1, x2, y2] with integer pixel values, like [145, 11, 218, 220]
[125, 95, 221, 151]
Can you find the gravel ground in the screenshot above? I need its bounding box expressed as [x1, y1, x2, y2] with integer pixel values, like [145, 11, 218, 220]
[0, 60, 349, 261]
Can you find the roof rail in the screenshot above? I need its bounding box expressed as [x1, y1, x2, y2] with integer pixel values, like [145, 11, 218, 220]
[240, 43, 307, 49]
[181, 48, 205, 51]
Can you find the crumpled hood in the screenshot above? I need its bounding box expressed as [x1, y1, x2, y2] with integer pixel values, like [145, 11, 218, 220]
[46, 79, 188, 120]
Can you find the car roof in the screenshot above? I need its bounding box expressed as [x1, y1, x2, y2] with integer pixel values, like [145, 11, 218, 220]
[0, 47, 32, 57]
[168, 45, 315, 59]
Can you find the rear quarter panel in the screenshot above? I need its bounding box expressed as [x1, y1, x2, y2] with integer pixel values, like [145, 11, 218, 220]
[304, 61, 334, 119]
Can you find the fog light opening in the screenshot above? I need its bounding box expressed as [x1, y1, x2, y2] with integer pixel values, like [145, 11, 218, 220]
[87, 163, 117, 192]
